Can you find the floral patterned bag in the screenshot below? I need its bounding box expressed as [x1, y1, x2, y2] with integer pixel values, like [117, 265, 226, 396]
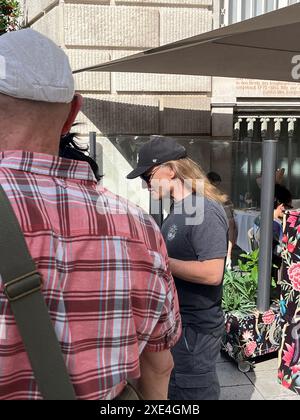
[278, 211, 300, 394]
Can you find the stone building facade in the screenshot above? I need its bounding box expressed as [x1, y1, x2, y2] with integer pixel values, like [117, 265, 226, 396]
[21, 0, 300, 208]
[21, 0, 216, 209]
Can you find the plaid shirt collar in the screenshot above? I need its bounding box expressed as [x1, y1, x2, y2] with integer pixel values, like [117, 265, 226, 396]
[0, 150, 97, 182]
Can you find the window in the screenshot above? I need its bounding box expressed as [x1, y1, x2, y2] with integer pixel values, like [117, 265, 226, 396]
[221, 0, 300, 26]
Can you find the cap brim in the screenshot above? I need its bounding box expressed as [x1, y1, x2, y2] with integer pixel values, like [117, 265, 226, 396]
[126, 165, 154, 179]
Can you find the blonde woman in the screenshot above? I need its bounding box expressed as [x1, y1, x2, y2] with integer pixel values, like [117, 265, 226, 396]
[127, 137, 229, 401]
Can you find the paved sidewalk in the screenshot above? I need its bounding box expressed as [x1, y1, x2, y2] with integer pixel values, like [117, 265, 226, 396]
[217, 352, 300, 400]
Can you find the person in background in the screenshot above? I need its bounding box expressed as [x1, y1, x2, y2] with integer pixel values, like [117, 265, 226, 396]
[59, 130, 102, 181]
[0, 29, 181, 400]
[207, 172, 238, 270]
[127, 137, 229, 400]
[253, 183, 293, 295]
[256, 168, 285, 188]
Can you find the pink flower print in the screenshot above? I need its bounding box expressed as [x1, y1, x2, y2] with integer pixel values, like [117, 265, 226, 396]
[244, 341, 257, 357]
[242, 331, 253, 342]
[288, 263, 300, 292]
[287, 216, 298, 228]
[291, 365, 300, 375]
[288, 243, 296, 253]
[282, 380, 292, 389]
[282, 343, 296, 367]
[262, 310, 275, 325]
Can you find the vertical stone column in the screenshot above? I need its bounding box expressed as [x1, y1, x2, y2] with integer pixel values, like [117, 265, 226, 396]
[246, 117, 256, 194]
[274, 117, 283, 140]
[260, 117, 270, 139]
[287, 117, 297, 189]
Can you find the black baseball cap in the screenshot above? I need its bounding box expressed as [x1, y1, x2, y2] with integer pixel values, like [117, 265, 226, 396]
[126, 136, 187, 179]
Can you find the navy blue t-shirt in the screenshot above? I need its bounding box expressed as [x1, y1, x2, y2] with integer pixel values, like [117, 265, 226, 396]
[161, 194, 228, 333]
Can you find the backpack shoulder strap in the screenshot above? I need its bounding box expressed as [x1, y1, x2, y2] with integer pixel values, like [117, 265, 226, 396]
[0, 185, 76, 400]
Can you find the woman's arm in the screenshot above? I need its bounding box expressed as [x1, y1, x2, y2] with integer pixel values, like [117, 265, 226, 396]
[168, 258, 225, 286]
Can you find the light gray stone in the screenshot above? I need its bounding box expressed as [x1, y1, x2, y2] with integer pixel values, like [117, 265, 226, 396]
[265, 394, 300, 400]
[64, 5, 160, 48]
[251, 356, 279, 372]
[115, 73, 211, 93]
[220, 385, 264, 400]
[23, 0, 57, 24]
[78, 94, 159, 135]
[160, 7, 212, 45]
[31, 6, 61, 45]
[66, 49, 111, 91]
[116, 0, 212, 5]
[111, 50, 210, 94]
[161, 96, 211, 134]
[236, 79, 300, 98]
[212, 106, 234, 137]
[73, 72, 111, 92]
[247, 370, 299, 399]
[217, 362, 253, 387]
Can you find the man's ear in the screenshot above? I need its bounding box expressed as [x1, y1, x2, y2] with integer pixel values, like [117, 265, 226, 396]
[61, 94, 83, 135]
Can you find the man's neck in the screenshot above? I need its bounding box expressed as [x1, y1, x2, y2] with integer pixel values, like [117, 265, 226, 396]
[0, 131, 60, 156]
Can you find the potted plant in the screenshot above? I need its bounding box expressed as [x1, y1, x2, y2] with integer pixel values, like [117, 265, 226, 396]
[222, 250, 283, 371]
[0, 0, 21, 35]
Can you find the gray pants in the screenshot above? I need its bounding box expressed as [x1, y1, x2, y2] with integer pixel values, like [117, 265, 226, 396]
[168, 326, 222, 401]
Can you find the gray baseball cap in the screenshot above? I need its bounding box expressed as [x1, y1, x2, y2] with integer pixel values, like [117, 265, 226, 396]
[0, 29, 74, 103]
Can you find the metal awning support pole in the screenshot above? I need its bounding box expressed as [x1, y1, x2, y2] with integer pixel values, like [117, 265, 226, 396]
[287, 118, 296, 190]
[89, 132, 97, 161]
[257, 139, 277, 312]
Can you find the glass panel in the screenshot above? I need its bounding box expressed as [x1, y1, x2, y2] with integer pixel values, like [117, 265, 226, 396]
[266, 0, 276, 11]
[254, 0, 265, 16]
[109, 136, 263, 210]
[229, 0, 238, 23]
[107, 132, 300, 210]
[277, 120, 300, 200]
[242, 0, 253, 20]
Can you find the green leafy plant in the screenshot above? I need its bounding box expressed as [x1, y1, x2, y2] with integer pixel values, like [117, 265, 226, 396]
[222, 249, 277, 316]
[238, 249, 259, 282]
[0, 0, 21, 33]
[222, 269, 257, 316]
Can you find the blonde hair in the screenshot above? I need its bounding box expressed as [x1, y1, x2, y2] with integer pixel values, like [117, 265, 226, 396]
[165, 158, 228, 205]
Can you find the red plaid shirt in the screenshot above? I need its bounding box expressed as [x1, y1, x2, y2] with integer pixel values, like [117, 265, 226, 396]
[0, 151, 181, 400]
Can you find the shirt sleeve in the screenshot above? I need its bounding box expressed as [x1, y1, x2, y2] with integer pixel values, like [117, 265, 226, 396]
[144, 232, 182, 352]
[191, 206, 228, 261]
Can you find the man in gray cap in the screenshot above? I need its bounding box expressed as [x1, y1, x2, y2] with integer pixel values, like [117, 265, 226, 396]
[0, 29, 181, 400]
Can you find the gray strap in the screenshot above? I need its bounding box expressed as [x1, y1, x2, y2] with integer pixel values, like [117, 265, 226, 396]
[0, 185, 76, 400]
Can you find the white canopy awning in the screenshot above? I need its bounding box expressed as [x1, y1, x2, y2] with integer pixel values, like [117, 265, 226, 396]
[74, 3, 300, 83]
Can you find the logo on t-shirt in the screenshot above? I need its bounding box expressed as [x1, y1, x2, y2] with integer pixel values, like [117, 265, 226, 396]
[167, 224, 178, 241]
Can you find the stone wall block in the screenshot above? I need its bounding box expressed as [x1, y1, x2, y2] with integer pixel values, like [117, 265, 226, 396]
[160, 7, 212, 45]
[64, 5, 160, 48]
[161, 96, 211, 134]
[115, 73, 211, 92]
[23, 0, 58, 24]
[78, 94, 159, 134]
[67, 49, 111, 91]
[31, 6, 61, 44]
[115, 0, 212, 5]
